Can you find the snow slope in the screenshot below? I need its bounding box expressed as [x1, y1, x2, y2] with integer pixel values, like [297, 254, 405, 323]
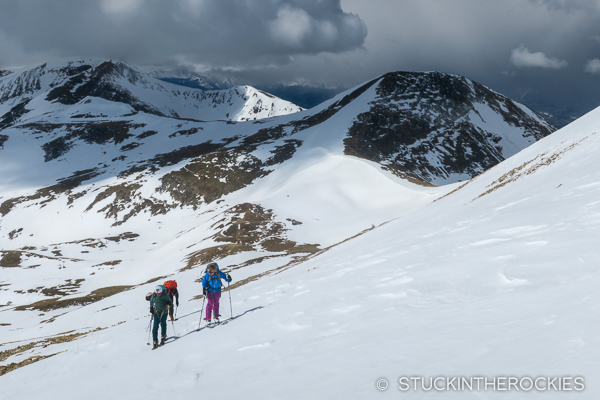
[1, 101, 599, 399]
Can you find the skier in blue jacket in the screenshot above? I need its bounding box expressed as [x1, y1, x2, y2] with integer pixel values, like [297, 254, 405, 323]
[202, 262, 232, 325]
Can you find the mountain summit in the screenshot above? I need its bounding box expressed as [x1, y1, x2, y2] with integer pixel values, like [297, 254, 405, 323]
[343, 71, 555, 184]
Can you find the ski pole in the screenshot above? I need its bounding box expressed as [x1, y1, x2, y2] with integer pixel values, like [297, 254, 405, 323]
[146, 313, 153, 331]
[227, 280, 233, 319]
[146, 314, 153, 345]
[170, 308, 177, 336]
[197, 295, 206, 331]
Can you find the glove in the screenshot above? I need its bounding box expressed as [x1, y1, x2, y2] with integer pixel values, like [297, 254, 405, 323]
[203, 287, 207, 296]
[150, 306, 154, 314]
[226, 274, 232, 282]
[176, 301, 179, 307]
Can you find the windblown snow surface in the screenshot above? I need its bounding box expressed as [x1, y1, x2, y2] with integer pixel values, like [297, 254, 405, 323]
[0, 75, 597, 398]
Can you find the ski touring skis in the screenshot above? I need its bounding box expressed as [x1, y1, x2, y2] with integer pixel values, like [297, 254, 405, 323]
[151, 336, 178, 349]
[205, 318, 231, 328]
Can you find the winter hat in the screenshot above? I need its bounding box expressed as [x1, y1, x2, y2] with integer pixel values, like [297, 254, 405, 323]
[155, 286, 163, 294]
[207, 262, 218, 272]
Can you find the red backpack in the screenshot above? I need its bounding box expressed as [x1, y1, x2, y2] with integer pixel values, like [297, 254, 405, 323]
[164, 280, 177, 295]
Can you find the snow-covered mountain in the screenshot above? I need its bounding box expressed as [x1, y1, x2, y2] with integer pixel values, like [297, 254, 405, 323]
[149, 68, 237, 91]
[0, 60, 569, 398]
[344, 71, 555, 184]
[0, 58, 302, 124]
[149, 69, 348, 111]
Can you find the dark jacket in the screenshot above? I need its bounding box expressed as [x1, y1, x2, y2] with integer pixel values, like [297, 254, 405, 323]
[150, 285, 173, 314]
[167, 287, 179, 304]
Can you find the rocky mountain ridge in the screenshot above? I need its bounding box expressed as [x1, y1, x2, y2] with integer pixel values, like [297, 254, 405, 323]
[344, 71, 555, 184]
[0, 59, 303, 125]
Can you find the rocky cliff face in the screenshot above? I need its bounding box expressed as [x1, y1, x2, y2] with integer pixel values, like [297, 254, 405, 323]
[344, 71, 555, 184]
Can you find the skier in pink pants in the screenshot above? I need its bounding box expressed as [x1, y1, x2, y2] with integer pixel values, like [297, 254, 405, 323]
[202, 262, 232, 325]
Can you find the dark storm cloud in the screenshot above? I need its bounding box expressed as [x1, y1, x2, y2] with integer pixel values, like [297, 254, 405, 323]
[311, 0, 600, 125]
[528, 0, 600, 12]
[2, 0, 600, 126]
[0, 0, 366, 68]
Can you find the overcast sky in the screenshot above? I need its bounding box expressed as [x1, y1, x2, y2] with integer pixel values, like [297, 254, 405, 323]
[1, 0, 600, 122]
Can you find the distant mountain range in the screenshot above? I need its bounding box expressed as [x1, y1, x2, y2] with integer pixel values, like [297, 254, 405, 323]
[148, 68, 583, 128]
[149, 68, 237, 92]
[0, 59, 302, 125]
[147, 68, 344, 111]
[0, 59, 555, 199]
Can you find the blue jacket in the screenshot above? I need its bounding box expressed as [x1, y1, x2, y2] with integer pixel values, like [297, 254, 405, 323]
[202, 266, 231, 293]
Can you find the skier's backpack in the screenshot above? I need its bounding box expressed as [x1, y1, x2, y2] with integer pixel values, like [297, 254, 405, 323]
[164, 280, 177, 295]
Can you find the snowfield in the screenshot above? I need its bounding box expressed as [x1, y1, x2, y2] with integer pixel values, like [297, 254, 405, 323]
[0, 61, 593, 399]
[2, 110, 600, 399]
